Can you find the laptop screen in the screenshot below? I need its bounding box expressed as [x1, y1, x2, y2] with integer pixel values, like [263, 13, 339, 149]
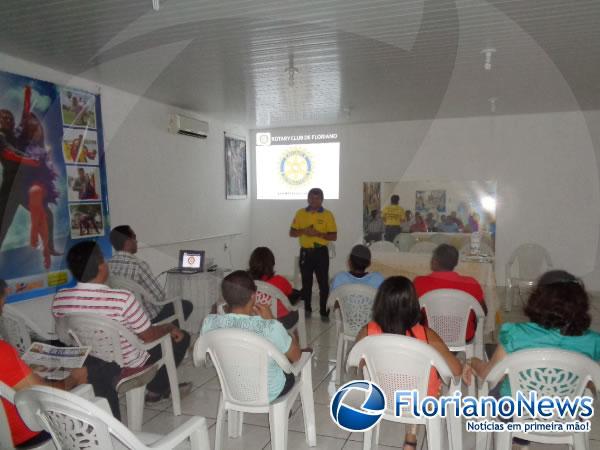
[179, 250, 205, 271]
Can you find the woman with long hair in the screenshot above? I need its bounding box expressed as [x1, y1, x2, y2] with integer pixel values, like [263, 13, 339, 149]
[354, 276, 462, 450]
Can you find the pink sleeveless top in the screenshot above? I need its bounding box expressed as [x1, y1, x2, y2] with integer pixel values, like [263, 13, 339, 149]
[366, 321, 442, 397]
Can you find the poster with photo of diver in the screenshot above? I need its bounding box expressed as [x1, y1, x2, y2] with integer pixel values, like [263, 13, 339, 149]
[66, 165, 101, 202]
[0, 70, 111, 302]
[60, 88, 97, 129]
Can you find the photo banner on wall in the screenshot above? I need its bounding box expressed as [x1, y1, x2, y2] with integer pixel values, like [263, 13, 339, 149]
[0, 70, 111, 302]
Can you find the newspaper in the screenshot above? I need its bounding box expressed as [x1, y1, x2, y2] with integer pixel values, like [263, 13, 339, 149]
[22, 342, 90, 380]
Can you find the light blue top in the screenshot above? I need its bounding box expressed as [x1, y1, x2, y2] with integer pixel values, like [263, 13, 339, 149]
[201, 313, 292, 401]
[331, 271, 385, 291]
[497, 322, 600, 397]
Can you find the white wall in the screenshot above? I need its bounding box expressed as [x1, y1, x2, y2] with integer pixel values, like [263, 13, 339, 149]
[0, 53, 251, 278]
[251, 111, 600, 289]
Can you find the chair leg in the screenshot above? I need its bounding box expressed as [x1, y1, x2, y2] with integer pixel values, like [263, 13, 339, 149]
[426, 417, 442, 450]
[215, 396, 226, 450]
[300, 364, 317, 446]
[336, 334, 344, 385]
[447, 409, 462, 450]
[269, 402, 289, 450]
[494, 430, 512, 450]
[362, 426, 374, 450]
[161, 339, 182, 415]
[297, 309, 308, 348]
[125, 385, 145, 432]
[475, 429, 491, 450]
[504, 284, 512, 312]
[573, 432, 590, 450]
[228, 410, 244, 438]
[190, 418, 211, 449]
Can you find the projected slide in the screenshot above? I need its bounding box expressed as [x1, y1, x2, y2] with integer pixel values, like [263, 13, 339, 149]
[256, 132, 340, 199]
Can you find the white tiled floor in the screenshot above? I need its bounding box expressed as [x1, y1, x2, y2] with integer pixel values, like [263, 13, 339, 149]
[134, 289, 600, 449]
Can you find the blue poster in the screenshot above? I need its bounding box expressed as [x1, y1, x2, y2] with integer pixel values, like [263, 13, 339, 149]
[0, 71, 111, 302]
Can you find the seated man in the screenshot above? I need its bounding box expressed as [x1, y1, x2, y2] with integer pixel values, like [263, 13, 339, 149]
[0, 279, 88, 448]
[413, 244, 487, 341]
[437, 215, 459, 233]
[201, 270, 302, 402]
[53, 241, 191, 406]
[331, 244, 385, 291]
[108, 225, 193, 324]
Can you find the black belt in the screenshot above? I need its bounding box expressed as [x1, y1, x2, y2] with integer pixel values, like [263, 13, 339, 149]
[301, 246, 327, 251]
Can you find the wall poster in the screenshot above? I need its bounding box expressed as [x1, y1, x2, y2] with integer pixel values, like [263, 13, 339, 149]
[224, 133, 247, 199]
[0, 71, 111, 302]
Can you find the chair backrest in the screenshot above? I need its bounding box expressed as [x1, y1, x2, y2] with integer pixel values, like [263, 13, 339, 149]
[459, 241, 494, 256]
[327, 284, 377, 337]
[484, 349, 600, 423]
[107, 275, 151, 307]
[392, 234, 416, 252]
[56, 314, 141, 366]
[254, 280, 292, 317]
[507, 243, 553, 281]
[419, 289, 485, 349]
[15, 386, 147, 449]
[0, 381, 17, 449]
[194, 328, 292, 407]
[347, 334, 454, 418]
[368, 241, 399, 253]
[0, 306, 33, 355]
[409, 241, 437, 254]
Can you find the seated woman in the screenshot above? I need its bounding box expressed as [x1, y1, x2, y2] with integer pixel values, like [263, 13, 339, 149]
[201, 270, 302, 402]
[354, 276, 462, 450]
[464, 269, 600, 395]
[249, 247, 299, 330]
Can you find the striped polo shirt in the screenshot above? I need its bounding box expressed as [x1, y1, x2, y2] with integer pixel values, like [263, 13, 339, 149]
[53, 282, 151, 368]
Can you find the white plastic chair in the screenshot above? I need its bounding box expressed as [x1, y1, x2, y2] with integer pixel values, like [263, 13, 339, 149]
[392, 233, 416, 251]
[108, 275, 186, 328]
[419, 289, 486, 360]
[194, 329, 317, 450]
[409, 241, 438, 254]
[504, 243, 553, 311]
[56, 313, 182, 431]
[15, 386, 210, 450]
[477, 349, 600, 450]
[347, 334, 462, 450]
[325, 284, 378, 385]
[368, 240, 399, 253]
[254, 280, 307, 347]
[459, 241, 494, 256]
[0, 305, 57, 356]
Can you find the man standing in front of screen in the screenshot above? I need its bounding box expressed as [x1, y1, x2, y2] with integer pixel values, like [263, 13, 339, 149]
[290, 188, 337, 321]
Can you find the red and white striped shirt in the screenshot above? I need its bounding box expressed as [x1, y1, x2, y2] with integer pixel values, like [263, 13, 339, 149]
[53, 282, 151, 368]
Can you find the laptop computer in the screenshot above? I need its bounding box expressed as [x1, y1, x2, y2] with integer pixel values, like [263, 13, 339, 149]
[168, 250, 205, 274]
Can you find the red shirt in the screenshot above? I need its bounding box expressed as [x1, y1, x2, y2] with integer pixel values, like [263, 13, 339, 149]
[0, 340, 40, 446]
[413, 271, 485, 341]
[261, 275, 293, 318]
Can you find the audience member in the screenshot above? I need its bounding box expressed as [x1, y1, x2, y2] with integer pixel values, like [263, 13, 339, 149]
[468, 212, 480, 232]
[464, 270, 600, 398]
[108, 225, 193, 324]
[400, 209, 414, 233]
[425, 212, 437, 232]
[413, 244, 487, 341]
[201, 270, 302, 402]
[364, 209, 384, 243]
[354, 276, 461, 450]
[437, 215, 459, 233]
[331, 244, 384, 290]
[248, 246, 300, 330]
[0, 279, 88, 447]
[52, 241, 191, 407]
[448, 211, 464, 231]
[382, 195, 405, 242]
[409, 212, 428, 232]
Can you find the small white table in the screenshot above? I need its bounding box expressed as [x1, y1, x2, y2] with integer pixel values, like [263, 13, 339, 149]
[165, 271, 224, 333]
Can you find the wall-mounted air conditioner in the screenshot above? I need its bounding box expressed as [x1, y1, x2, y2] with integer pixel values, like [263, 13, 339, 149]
[168, 114, 209, 139]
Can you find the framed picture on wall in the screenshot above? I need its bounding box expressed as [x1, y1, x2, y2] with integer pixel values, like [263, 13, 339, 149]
[224, 133, 247, 199]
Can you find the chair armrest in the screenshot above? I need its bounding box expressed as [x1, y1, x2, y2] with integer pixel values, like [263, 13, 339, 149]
[149, 416, 208, 449]
[145, 294, 183, 307]
[153, 315, 177, 326]
[142, 333, 171, 352]
[70, 384, 94, 400]
[290, 351, 312, 377]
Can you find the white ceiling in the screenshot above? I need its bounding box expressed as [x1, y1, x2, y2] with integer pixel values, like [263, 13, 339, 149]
[2, 0, 599, 128]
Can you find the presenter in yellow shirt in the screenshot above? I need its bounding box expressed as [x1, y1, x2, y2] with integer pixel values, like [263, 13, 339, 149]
[382, 194, 405, 242]
[289, 188, 337, 320]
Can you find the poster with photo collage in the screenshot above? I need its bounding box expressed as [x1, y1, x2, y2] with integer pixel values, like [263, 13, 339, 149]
[0, 71, 111, 302]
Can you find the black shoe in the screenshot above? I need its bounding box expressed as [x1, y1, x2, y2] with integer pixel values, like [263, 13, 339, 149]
[320, 312, 330, 322]
[304, 308, 312, 317]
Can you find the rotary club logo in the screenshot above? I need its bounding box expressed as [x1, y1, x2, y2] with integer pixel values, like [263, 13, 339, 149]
[280, 148, 312, 185]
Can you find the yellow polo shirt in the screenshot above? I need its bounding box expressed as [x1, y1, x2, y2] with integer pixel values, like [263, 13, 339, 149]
[291, 207, 337, 248]
[382, 204, 405, 226]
